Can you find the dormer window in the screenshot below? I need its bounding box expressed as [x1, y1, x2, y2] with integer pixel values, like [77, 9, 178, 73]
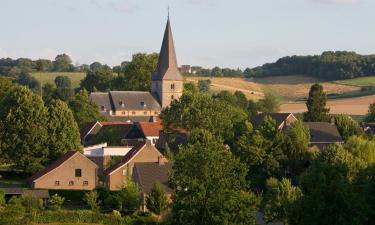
[100, 106, 105, 111]
[141, 102, 146, 107]
[119, 101, 125, 108]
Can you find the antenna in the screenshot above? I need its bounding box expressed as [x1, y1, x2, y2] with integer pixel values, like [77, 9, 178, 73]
[168, 4, 170, 19]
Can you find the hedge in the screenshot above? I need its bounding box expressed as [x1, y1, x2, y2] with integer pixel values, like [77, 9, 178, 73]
[48, 189, 89, 202]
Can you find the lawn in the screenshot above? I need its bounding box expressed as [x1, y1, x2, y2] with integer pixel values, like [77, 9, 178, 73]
[31, 72, 86, 88]
[335, 76, 375, 87]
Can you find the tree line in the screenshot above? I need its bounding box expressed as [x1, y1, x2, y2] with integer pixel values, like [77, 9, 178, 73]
[248, 51, 375, 80]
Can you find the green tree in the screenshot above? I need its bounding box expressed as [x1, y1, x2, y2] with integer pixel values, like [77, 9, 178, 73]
[54, 75, 71, 89]
[53, 54, 73, 72]
[0, 77, 13, 99]
[80, 64, 113, 92]
[146, 182, 169, 216]
[161, 91, 247, 143]
[13, 72, 41, 92]
[171, 130, 259, 225]
[0, 197, 27, 225]
[198, 79, 211, 92]
[304, 83, 329, 122]
[118, 178, 141, 213]
[48, 194, 65, 211]
[84, 191, 100, 212]
[68, 89, 106, 127]
[333, 115, 364, 140]
[344, 135, 375, 165]
[112, 53, 158, 91]
[0, 86, 49, 173]
[47, 100, 82, 161]
[257, 93, 280, 112]
[365, 103, 375, 122]
[289, 146, 367, 225]
[263, 178, 302, 225]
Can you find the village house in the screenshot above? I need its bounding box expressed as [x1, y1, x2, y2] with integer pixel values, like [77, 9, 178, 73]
[90, 18, 183, 122]
[27, 151, 98, 190]
[132, 161, 173, 212]
[104, 141, 166, 191]
[251, 112, 298, 130]
[137, 117, 163, 145]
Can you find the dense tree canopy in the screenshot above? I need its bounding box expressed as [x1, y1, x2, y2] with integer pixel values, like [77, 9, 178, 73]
[365, 103, 375, 122]
[0, 86, 49, 173]
[68, 89, 106, 127]
[170, 130, 259, 225]
[249, 51, 375, 80]
[80, 64, 113, 92]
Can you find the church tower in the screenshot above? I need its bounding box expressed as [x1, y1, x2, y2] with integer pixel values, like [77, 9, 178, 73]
[151, 17, 183, 108]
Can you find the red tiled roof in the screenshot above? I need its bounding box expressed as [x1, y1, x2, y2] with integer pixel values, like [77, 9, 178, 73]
[27, 151, 79, 183]
[138, 120, 163, 136]
[104, 141, 146, 176]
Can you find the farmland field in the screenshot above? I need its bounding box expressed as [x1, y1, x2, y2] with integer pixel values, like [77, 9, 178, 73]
[31, 72, 86, 88]
[334, 76, 375, 87]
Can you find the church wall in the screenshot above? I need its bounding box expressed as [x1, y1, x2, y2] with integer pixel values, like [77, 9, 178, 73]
[160, 80, 183, 108]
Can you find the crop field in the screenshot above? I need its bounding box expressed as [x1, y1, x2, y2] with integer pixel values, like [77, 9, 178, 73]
[334, 76, 375, 87]
[32, 72, 86, 88]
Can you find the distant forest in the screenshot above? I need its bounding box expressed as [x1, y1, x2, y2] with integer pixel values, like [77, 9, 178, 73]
[249, 51, 375, 80]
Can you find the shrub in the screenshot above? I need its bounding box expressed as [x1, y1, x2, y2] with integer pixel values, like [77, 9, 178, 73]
[48, 194, 65, 211]
[118, 178, 141, 213]
[104, 194, 121, 211]
[0, 189, 5, 207]
[49, 189, 88, 202]
[84, 190, 100, 212]
[146, 182, 169, 216]
[21, 195, 44, 214]
[0, 197, 29, 225]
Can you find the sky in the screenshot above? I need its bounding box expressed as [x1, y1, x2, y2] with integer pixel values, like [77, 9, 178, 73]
[0, 0, 374, 68]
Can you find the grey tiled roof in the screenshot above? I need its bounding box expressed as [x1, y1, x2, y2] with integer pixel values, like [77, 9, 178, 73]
[109, 91, 161, 111]
[304, 122, 343, 143]
[133, 162, 173, 194]
[89, 92, 113, 111]
[152, 19, 183, 81]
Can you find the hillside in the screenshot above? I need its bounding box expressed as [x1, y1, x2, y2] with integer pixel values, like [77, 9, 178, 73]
[31, 72, 86, 88]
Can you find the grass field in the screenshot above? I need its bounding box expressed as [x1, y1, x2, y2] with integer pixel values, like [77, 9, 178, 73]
[31, 72, 86, 88]
[334, 76, 375, 87]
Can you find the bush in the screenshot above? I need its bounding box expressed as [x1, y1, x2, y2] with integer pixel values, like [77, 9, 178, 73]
[0, 197, 29, 225]
[0, 189, 5, 207]
[104, 194, 121, 211]
[84, 190, 100, 211]
[49, 189, 88, 202]
[48, 194, 65, 211]
[118, 178, 141, 213]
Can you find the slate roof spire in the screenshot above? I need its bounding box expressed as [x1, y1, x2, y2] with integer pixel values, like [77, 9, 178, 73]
[152, 17, 183, 81]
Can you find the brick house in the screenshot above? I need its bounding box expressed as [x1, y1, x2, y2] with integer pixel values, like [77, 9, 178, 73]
[104, 141, 165, 190]
[27, 151, 98, 190]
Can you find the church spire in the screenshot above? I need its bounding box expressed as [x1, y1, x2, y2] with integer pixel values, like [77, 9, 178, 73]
[152, 17, 183, 81]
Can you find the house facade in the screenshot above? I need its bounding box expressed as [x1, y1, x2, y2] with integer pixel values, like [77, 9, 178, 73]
[90, 18, 183, 122]
[104, 141, 165, 191]
[27, 151, 98, 190]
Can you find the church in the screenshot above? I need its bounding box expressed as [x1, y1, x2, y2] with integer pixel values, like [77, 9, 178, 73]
[90, 18, 183, 122]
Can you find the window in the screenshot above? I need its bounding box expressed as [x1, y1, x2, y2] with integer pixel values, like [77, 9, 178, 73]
[69, 181, 74, 186]
[141, 101, 146, 107]
[55, 181, 60, 186]
[171, 83, 175, 89]
[75, 169, 82, 177]
[132, 111, 136, 115]
[123, 169, 127, 176]
[144, 111, 148, 115]
[83, 181, 88, 186]
[154, 111, 158, 115]
[119, 101, 123, 105]
[101, 106, 105, 111]
[122, 111, 126, 115]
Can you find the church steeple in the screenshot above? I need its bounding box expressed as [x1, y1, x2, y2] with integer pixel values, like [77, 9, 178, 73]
[152, 18, 183, 81]
[151, 17, 184, 108]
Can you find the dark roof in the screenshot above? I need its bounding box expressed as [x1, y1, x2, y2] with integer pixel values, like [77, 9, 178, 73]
[23, 189, 50, 199]
[251, 113, 295, 129]
[2, 188, 49, 198]
[27, 151, 80, 183]
[80, 122, 97, 140]
[133, 162, 173, 194]
[110, 91, 161, 111]
[89, 92, 113, 111]
[152, 18, 183, 81]
[105, 115, 160, 123]
[104, 142, 146, 175]
[304, 122, 343, 143]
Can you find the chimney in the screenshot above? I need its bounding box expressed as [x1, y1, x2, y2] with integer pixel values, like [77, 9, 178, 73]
[158, 155, 166, 165]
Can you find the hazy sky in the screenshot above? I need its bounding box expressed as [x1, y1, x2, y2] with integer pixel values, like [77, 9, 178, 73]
[0, 0, 374, 68]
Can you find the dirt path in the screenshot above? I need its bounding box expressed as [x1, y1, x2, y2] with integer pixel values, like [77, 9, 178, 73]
[280, 95, 375, 115]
